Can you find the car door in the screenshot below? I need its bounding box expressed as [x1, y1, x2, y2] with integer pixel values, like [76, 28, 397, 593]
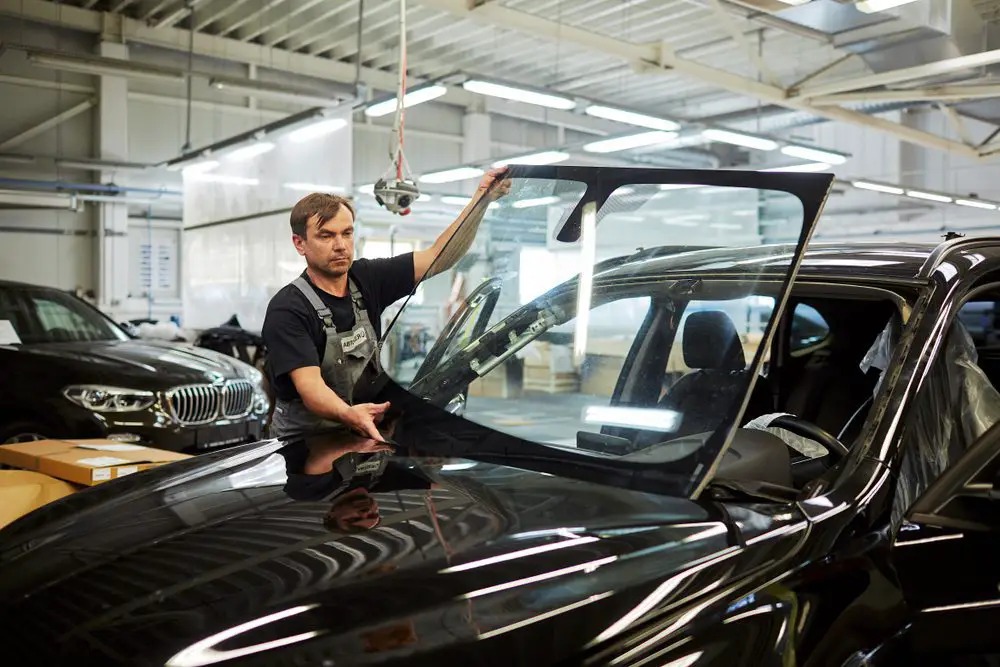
[890, 419, 1000, 662]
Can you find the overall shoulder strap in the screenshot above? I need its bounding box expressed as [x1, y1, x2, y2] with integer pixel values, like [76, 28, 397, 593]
[348, 277, 367, 311]
[292, 277, 335, 329]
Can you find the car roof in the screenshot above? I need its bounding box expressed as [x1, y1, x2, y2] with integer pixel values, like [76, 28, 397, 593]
[599, 241, 940, 287]
[0, 279, 60, 290]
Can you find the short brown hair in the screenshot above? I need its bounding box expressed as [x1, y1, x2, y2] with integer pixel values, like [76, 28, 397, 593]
[290, 192, 356, 238]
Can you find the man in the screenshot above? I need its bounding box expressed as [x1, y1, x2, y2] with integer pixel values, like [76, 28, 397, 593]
[262, 168, 510, 441]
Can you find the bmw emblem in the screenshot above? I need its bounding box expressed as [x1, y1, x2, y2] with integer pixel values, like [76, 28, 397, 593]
[207, 371, 225, 385]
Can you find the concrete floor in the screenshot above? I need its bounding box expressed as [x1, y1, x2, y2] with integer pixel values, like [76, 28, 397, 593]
[463, 392, 605, 447]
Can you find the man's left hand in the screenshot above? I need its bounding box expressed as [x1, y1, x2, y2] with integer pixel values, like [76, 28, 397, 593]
[476, 167, 512, 202]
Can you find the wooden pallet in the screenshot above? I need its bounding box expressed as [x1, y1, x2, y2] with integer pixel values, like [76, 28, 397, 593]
[523, 374, 580, 394]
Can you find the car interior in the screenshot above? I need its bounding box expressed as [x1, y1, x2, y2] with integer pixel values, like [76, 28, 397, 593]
[590, 285, 908, 497]
[705, 289, 1000, 501]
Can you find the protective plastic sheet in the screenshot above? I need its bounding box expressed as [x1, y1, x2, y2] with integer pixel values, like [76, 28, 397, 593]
[859, 315, 899, 396]
[743, 412, 828, 459]
[890, 321, 1000, 525]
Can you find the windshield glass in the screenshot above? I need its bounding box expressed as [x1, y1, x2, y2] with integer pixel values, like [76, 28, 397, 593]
[380, 166, 828, 497]
[0, 286, 129, 344]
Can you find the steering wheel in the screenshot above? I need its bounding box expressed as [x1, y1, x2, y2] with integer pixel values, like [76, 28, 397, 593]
[769, 414, 849, 461]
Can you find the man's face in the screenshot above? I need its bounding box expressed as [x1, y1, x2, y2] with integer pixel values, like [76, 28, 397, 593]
[293, 207, 355, 278]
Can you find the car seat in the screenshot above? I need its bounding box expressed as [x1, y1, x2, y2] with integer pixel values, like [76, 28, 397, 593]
[632, 311, 751, 447]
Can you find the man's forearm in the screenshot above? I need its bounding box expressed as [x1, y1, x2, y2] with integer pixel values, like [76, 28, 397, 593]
[426, 198, 488, 278]
[301, 384, 351, 422]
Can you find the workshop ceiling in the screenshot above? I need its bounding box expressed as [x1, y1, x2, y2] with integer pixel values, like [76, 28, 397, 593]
[7, 0, 1000, 159]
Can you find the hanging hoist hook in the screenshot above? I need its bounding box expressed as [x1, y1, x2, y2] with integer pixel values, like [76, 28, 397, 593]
[373, 0, 420, 216]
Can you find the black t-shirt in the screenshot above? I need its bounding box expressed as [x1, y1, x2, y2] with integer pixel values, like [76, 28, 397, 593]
[262, 254, 416, 402]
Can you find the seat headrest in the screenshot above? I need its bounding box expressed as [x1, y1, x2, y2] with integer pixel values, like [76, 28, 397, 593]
[683, 311, 746, 370]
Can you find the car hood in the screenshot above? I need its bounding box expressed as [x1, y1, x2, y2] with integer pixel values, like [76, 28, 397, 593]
[0, 432, 792, 667]
[12, 339, 253, 386]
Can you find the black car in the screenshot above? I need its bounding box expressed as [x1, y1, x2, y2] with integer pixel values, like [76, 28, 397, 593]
[3, 166, 1000, 666]
[0, 280, 270, 451]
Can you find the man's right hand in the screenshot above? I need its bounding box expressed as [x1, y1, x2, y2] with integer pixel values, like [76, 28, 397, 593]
[337, 402, 390, 441]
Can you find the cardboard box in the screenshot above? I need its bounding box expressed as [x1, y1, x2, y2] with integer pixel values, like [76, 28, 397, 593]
[0, 439, 190, 486]
[0, 470, 79, 529]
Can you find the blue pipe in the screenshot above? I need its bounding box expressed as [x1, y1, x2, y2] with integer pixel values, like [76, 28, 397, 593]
[0, 177, 182, 197]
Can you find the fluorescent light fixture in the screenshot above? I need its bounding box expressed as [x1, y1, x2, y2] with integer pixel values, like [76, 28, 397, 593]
[225, 142, 275, 162]
[856, 0, 919, 13]
[781, 145, 848, 165]
[491, 150, 570, 167]
[664, 220, 699, 227]
[583, 105, 680, 131]
[287, 118, 347, 143]
[364, 84, 448, 117]
[852, 181, 904, 195]
[284, 182, 346, 193]
[209, 78, 343, 107]
[28, 52, 185, 83]
[659, 183, 702, 191]
[776, 0, 812, 5]
[955, 199, 997, 210]
[761, 162, 831, 173]
[583, 131, 678, 153]
[182, 160, 219, 175]
[702, 128, 779, 151]
[418, 167, 484, 184]
[512, 196, 561, 209]
[440, 196, 470, 206]
[583, 405, 681, 432]
[0, 154, 36, 165]
[906, 190, 952, 203]
[462, 79, 576, 110]
[358, 183, 375, 194]
[187, 174, 260, 186]
[711, 222, 744, 230]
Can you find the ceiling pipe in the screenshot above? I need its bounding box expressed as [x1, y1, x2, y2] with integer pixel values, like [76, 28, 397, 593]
[0, 177, 182, 197]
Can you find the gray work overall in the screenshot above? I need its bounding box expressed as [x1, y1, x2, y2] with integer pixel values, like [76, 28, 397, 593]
[271, 276, 383, 439]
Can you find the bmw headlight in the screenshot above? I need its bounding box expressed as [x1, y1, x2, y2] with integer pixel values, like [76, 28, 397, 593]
[252, 384, 270, 415]
[245, 366, 270, 415]
[246, 366, 263, 385]
[63, 385, 156, 412]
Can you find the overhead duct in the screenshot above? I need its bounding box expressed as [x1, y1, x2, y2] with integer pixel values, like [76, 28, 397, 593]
[774, 0, 1000, 123]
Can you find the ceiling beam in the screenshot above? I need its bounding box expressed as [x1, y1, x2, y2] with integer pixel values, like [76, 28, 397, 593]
[193, 0, 253, 32]
[413, 0, 980, 159]
[938, 103, 975, 147]
[810, 85, 1000, 106]
[703, 0, 781, 88]
[793, 48, 1000, 100]
[237, 0, 326, 42]
[0, 98, 95, 151]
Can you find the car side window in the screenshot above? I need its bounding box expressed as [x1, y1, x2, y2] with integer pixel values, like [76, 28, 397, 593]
[790, 304, 830, 352]
[750, 298, 830, 354]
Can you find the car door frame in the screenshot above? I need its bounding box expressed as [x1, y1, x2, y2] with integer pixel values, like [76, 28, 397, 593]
[788, 239, 1000, 552]
[887, 418, 1000, 660]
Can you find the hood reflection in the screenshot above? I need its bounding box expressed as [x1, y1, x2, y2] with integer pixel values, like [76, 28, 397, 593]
[278, 420, 439, 533]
